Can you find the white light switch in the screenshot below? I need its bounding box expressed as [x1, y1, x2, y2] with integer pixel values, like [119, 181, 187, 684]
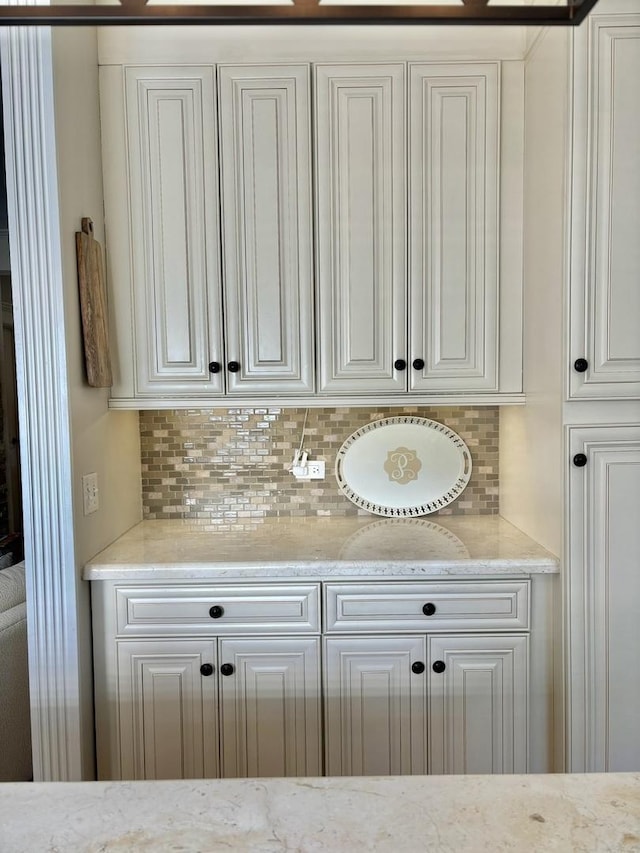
[82, 472, 99, 515]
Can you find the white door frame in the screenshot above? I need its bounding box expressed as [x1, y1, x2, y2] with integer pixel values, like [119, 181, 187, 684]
[0, 23, 85, 780]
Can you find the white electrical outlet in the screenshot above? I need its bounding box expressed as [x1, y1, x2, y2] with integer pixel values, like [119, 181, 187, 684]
[292, 460, 325, 480]
[82, 472, 99, 515]
[306, 461, 325, 479]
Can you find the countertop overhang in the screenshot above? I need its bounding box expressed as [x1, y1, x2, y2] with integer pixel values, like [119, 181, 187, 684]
[84, 515, 559, 580]
[0, 773, 637, 852]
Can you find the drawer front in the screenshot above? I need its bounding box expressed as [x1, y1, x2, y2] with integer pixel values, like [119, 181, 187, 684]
[324, 581, 530, 633]
[115, 584, 320, 636]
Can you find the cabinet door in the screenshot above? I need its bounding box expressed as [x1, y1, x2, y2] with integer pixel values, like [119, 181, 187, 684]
[125, 67, 224, 396]
[117, 639, 218, 780]
[568, 425, 640, 771]
[218, 637, 321, 778]
[315, 64, 406, 394]
[409, 63, 499, 392]
[324, 636, 427, 776]
[569, 18, 640, 399]
[218, 65, 314, 394]
[428, 634, 528, 775]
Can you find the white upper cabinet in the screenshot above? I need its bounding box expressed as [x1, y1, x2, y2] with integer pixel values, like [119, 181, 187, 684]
[314, 64, 407, 394]
[569, 16, 640, 399]
[409, 64, 499, 392]
[124, 66, 224, 397]
[315, 62, 501, 396]
[102, 58, 519, 406]
[218, 65, 315, 394]
[107, 63, 314, 401]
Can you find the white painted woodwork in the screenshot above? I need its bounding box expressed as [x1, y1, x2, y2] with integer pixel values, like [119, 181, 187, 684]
[569, 16, 640, 399]
[125, 66, 224, 396]
[428, 634, 528, 775]
[324, 581, 529, 633]
[115, 583, 320, 636]
[315, 64, 407, 394]
[409, 63, 499, 392]
[218, 65, 314, 394]
[324, 635, 427, 776]
[219, 637, 321, 778]
[108, 392, 525, 410]
[97, 29, 528, 69]
[0, 25, 85, 781]
[567, 425, 640, 772]
[117, 640, 218, 781]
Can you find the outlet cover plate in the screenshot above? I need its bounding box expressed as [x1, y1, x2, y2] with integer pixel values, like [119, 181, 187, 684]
[82, 472, 99, 515]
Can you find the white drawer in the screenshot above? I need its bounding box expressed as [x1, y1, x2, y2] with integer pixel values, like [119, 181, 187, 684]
[115, 584, 321, 636]
[324, 581, 530, 633]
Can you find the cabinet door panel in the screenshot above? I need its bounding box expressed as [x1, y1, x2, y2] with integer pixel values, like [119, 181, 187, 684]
[324, 636, 427, 776]
[570, 19, 640, 398]
[568, 426, 640, 771]
[428, 634, 528, 775]
[409, 63, 499, 392]
[218, 65, 314, 393]
[219, 637, 321, 778]
[125, 67, 223, 395]
[315, 64, 406, 393]
[117, 639, 218, 780]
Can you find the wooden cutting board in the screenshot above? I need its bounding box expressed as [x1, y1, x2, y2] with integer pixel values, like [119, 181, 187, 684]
[75, 217, 112, 388]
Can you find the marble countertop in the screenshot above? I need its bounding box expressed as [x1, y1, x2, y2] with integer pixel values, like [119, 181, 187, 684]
[84, 515, 559, 580]
[1, 773, 638, 852]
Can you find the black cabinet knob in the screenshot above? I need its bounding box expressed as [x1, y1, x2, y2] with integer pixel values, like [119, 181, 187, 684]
[432, 660, 446, 674]
[573, 453, 587, 468]
[412, 358, 425, 371]
[209, 361, 221, 374]
[411, 661, 426, 675]
[422, 602, 436, 616]
[228, 361, 241, 373]
[394, 359, 407, 371]
[220, 663, 235, 677]
[574, 358, 588, 373]
[200, 663, 214, 677]
[209, 605, 224, 619]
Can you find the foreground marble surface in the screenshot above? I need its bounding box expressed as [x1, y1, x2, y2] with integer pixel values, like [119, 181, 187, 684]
[84, 515, 558, 580]
[1, 774, 638, 852]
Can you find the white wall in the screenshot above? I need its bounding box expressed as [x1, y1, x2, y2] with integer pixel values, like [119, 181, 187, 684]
[51, 27, 142, 778]
[499, 26, 568, 558]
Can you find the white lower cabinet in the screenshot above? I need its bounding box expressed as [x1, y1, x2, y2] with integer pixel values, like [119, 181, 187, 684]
[117, 639, 219, 781]
[219, 637, 321, 778]
[324, 633, 528, 778]
[94, 579, 532, 780]
[113, 636, 320, 781]
[428, 635, 528, 775]
[324, 636, 427, 776]
[568, 425, 640, 771]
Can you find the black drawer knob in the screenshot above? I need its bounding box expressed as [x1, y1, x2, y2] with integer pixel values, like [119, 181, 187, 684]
[220, 663, 235, 677]
[574, 358, 588, 373]
[412, 358, 425, 371]
[394, 359, 407, 371]
[209, 605, 224, 619]
[422, 602, 436, 616]
[411, 661, 426, 675]
[573, 453, 587, 468]
[208, 361, 221, 374]
[432, 660, 446, 674]
[228, 361, 241, 373]
[200, 663, 214, 677]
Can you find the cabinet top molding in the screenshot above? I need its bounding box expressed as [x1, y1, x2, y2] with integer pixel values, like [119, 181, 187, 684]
[0, 0, 600, 27]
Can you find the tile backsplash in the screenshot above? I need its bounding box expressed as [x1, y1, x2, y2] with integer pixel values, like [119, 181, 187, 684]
[140, 406, 499, 529]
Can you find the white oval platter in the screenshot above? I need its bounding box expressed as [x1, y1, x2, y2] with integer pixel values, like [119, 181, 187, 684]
[335, 416, 472, 517]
